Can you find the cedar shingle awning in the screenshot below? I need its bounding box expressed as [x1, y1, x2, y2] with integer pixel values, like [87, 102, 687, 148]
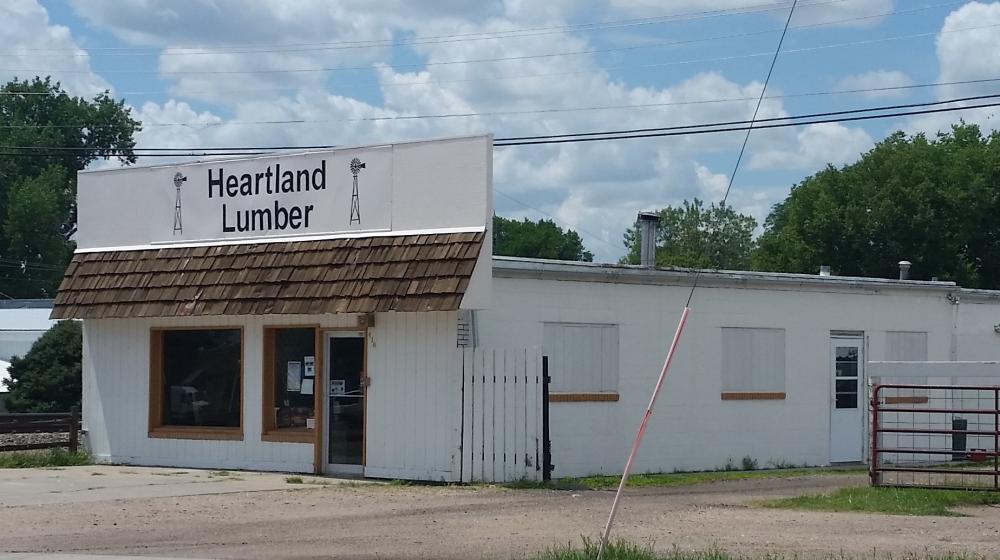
[51, 232, 484, 319]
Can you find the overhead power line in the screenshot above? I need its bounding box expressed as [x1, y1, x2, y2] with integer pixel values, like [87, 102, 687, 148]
[1, 19, 993, 102]
[5, 76, 1000, 132]
[1, 17, 993, 100]
[4, 92, 998, 155]
[493, 100, 1000, 146]
[3, 0, 859, 58]
[0, 2, 965, 77]
[1, 99, 998, 157]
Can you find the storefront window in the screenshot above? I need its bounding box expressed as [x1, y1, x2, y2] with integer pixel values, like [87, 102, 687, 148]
[263, 327, 317, 439]
[152, 329, 242, 432]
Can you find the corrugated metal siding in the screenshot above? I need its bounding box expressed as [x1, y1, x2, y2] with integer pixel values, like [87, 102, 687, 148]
[365, 311, 462, 481]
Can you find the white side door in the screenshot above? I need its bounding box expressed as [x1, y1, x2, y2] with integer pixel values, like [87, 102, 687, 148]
[829, 337, 865, 462]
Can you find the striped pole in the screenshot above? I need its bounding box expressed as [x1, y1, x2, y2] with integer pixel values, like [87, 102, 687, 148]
[597, 306, 690, 560]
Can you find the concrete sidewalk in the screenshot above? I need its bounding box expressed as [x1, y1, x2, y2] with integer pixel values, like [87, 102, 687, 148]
[0, 465, 363, 507]
[0, 555, 213, 560]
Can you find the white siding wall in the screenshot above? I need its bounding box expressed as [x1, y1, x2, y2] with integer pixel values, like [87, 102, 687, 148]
[478, 276, 962, 477]
[365, 311, 462, 481]
[83, 310, 461, 477]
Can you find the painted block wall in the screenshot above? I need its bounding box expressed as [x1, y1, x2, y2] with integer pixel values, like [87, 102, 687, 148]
[83, 311, 461, 477]
[477, 275, 966, 478]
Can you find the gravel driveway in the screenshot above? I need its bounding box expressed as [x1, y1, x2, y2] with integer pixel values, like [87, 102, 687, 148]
[1, 468, 998, 559]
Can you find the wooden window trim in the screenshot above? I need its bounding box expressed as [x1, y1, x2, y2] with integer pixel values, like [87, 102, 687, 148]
[149, 326, 245, 441]
[721, 391, 786, 401]
[550, 392, 619, 403]
[149, 427, 244, 441]
[262, 325, 321, 444]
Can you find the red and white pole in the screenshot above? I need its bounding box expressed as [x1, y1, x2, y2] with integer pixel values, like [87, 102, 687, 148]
[596, 306, 691, 560]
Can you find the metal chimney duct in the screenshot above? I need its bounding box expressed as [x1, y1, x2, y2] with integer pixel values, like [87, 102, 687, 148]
[637, 211, 659, 268]
[898, 260, 912, 280]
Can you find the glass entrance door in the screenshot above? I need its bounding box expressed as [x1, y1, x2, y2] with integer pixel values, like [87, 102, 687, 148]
[324, 331, 365, 473]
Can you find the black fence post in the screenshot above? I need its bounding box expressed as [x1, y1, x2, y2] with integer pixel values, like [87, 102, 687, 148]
[542, 356, 552, 481]
[68, 406, 79, 453]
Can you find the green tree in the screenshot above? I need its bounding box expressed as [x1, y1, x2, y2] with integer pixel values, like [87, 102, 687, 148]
[3, 320, 82, 413]
[621, 199, 758, 269]
[0, 77, 140, 297]
[493, 215, 594, 261]
[752, 123, 1000, 286]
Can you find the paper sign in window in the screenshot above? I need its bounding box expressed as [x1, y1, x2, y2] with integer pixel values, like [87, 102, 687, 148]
[286, 361, 302, 392]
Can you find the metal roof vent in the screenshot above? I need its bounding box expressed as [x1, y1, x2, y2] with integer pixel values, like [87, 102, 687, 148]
[819, 265, 831, 277]
[637, 211, 659, 268]
[898, 260, 912, 280]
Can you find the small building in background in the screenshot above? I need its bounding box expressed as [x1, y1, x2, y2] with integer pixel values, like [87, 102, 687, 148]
[0, 299, 57, 413]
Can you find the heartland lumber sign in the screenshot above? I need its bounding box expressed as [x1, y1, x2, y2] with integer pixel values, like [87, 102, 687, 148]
[76, 135, 492, 252]
[202, 154, 379, 234]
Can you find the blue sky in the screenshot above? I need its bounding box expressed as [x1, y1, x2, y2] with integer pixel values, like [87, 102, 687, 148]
[6, 1, 1000, 261]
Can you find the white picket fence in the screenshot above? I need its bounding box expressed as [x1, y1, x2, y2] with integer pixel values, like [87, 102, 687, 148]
[460, 347, 544, 483]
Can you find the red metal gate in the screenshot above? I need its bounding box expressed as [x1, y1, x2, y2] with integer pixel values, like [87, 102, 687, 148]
[871, 384, 999, 490]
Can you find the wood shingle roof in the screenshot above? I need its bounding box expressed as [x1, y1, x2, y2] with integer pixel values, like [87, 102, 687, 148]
[51, 232, 484, 319]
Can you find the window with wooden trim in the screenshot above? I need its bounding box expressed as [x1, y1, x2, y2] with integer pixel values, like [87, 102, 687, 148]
[262, 327, 318, 442]
[721, 327, 786, 399]
[150, 328, 243, 438]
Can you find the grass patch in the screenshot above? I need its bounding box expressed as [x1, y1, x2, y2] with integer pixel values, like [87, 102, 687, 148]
[508, 466, 864, 491]
[532, 539, 983, 559]
[285, 476, 304, 484]
[760, 486, 1000, 516]
[0, 449, 91, 468]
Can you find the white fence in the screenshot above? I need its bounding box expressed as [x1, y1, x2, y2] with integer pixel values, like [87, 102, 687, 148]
[460, 347, 544, 483]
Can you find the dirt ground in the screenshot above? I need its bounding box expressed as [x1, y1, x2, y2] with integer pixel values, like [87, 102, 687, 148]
[1, 469, 999, 560]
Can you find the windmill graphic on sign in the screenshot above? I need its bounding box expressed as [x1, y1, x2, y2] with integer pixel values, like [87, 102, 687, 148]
[172, 172, 187, 234]
[349, 157, 365, 225]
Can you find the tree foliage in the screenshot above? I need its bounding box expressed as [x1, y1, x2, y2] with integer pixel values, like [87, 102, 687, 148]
[3, 320, 82, 413]
[753, 123, 1000, 287]
[493, 215, 594, 261]
[621, 199, 758, 269]
[0, 77, 140, 297]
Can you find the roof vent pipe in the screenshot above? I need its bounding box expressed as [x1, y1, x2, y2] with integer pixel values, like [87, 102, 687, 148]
[819, 265, 831, 277]
[637, 211, 659, 268]
[898, 260, 912, 280]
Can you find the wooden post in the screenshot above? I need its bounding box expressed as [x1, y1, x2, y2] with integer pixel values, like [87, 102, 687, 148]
[68, 406, 79, 453]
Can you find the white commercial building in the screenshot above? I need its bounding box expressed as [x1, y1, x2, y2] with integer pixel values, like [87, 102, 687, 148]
[53, 134, 1000, 481]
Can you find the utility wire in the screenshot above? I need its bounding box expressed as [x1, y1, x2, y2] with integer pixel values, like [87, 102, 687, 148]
[1, 18, 994, 100]
[2, 100, 996, 157]
[3, 0, 856, 58]
[5, 93, 999, 154]
[2, 101, 996, 157]
[685, 0, 800, 308]
[493, 99, 1000, 146]
[598, 3, 798, 559]
[5, 82, 1000, 133]
[0, 3, 961, 77]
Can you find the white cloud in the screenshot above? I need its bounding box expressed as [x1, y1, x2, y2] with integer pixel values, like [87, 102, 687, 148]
[749, 122, 873, 170]
[0, 0, 111, 96]
[608, 0, 894, 27]
[907, 1, 1000, 136]
[836, 70, 912, 98]
[59, 0, 885, 261]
